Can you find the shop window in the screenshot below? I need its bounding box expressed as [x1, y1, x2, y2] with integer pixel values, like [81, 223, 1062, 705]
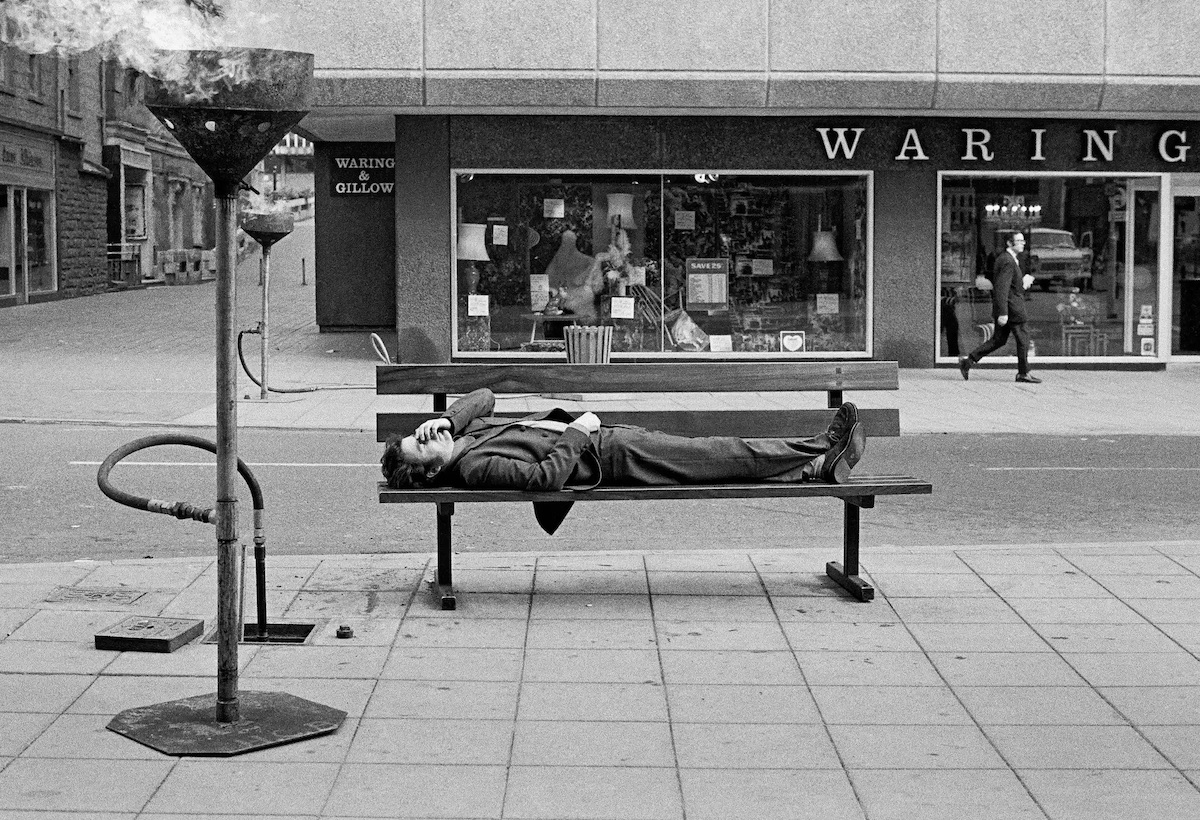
[939, 174, 1161, 360]
[124, 182, 146, 240]
[25, 189, 54, 293]
[0, 187, 13, 297]
[453, 172, 871, 357]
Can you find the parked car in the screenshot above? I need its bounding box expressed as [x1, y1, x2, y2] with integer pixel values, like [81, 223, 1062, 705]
[1026, 228, 1093, 290]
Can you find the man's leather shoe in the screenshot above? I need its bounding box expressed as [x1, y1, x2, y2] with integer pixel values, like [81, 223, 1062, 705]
[820, 422, 866, 484]
[958, 356, 971, 381]
[819, 402, 859, 448]
[1015, 373, 1042, 384]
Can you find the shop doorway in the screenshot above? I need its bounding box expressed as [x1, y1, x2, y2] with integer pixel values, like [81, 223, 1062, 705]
[0, 185, 55, 302]
[1172, 185, 1200, 355]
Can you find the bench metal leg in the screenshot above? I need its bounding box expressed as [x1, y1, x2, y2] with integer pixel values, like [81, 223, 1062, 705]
[826, 496, 875, 602]
[435, 502, 456, 610]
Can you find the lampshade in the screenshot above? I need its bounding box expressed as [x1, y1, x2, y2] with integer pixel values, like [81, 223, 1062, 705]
[808, 231, 844, 262]
[606, 193, 636, 229]
[456, 223, 490, 261]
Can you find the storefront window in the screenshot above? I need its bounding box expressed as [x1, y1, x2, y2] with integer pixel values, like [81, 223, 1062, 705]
[25, 188, 53, 293]
[453, 172, 870, 356]
[0, 186, 13, 297]
[939, 174, 1160, 359]
[1173, 188, 1200, 355]
[124, 182, 146, 240]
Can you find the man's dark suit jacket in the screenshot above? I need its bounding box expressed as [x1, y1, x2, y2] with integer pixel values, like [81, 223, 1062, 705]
[992, 249, 1028, 324]
[436, 388, 600, 534]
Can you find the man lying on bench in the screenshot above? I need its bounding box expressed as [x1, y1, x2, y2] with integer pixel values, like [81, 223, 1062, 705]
[380, 388, 866, 534]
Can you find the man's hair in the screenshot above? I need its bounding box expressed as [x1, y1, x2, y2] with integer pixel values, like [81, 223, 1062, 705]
[381, 435, 434, 489]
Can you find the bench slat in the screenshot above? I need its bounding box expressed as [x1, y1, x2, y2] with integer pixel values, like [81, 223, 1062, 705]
[377, 408, 901, 442]
[378, 475, 931, 504]
[377, 361, 899, 395]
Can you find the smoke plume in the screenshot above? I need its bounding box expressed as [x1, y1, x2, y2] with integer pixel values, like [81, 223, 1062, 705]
[2, 0, 275, 101]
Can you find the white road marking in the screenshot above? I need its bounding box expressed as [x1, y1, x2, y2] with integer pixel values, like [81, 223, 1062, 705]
[71, 461, 377, 468]
[986, 466, 1200, 471]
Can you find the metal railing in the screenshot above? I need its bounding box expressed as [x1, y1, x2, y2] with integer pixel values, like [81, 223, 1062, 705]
[106, 243, 142, 288]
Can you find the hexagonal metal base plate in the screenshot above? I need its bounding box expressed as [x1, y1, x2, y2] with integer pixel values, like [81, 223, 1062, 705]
[107, 690, 346, 756]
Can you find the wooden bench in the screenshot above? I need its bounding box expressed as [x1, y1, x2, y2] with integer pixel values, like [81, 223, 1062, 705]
[376, 362, 931, 609]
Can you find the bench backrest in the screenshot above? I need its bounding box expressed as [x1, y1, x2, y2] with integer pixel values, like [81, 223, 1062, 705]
[377, 362, 902, 442]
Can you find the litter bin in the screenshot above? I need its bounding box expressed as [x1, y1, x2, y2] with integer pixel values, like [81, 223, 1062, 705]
[564, 325, 612, 363]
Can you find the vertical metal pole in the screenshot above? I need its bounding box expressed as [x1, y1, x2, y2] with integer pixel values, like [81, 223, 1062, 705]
[842, 500, 860, 576]
[215, 188, 240, 723]
[260, 245, 271, 400]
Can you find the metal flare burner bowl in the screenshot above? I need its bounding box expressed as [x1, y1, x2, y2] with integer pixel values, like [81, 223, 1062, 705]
[144, 49, 313, 195]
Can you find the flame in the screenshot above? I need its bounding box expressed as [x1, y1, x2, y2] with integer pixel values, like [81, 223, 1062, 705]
[242, 189, 290, 215]
[2, 0, 276, 102]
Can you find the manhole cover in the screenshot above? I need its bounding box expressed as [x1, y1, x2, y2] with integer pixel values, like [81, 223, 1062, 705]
[95, 616, 205, 653]
[45, 586, 147, 605]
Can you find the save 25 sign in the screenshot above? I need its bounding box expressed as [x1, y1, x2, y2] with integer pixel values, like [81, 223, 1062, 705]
[330, 145, 395, 196]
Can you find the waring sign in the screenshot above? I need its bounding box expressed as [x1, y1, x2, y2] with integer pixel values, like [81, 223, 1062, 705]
[330, 151, 395, 196]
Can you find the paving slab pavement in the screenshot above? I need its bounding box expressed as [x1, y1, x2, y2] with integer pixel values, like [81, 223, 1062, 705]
[2, 543, 1200, 819]
[5, 225, 1200, 816]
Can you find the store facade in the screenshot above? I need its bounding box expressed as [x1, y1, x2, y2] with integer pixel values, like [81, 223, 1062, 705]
[286, 0, 1200, 367]
[312, 115, 1200, 366]
[0, 123, 57, 303]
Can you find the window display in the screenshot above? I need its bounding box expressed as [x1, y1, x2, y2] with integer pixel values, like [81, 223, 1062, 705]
[939, 175, 1160, 359]
[453, 172, 870, 356]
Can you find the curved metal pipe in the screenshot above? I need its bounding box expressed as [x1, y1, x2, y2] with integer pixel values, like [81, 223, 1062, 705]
[237, 329, 316, 394]
[96, 433, 270, 639]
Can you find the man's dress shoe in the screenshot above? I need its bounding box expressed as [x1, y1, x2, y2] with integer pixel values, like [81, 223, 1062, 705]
[820, 422, 866, 484]
[1015, 373, 1042, 384]
[958, 356, 971, 381]
[824, 402, 859, 445]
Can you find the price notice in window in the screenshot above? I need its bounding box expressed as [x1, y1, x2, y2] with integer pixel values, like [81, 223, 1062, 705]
[685, 258, 729, 311]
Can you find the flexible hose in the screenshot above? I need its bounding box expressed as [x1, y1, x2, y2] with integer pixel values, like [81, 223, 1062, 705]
[97, 433, 264, 515]
[97, 434, 270, 635]
[237, 328, 378, 392]
[237, 329, 316, 394]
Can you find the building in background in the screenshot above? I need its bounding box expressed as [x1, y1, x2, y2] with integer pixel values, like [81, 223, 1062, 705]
[100, 61, 214, 288]
[274, 0, 1200, 367]
[255, 131, 313, 200]
[0, 29, 213, 308]
[1, 37, 107, 305]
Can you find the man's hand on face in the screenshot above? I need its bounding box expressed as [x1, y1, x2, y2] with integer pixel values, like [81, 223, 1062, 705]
[570, 412, 601, 434]
[415, 417, 452, 442]
[997, 315, 1008, 327]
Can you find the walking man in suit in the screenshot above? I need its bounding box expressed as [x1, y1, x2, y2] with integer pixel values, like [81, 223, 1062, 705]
[382, 388, 866, 534]
[959, 231, 1042, 383]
